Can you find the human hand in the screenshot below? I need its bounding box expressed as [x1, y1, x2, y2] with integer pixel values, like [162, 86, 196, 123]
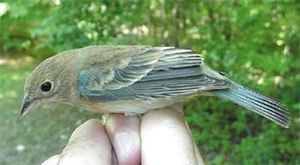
[42, 107, 204, 165]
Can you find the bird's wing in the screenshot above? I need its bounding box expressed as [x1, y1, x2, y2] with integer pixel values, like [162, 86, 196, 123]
[78, 45, 162, 92]
[78, 46, 231, 101]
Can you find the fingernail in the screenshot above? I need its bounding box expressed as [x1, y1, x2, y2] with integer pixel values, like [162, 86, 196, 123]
[114, 132, 140, 160]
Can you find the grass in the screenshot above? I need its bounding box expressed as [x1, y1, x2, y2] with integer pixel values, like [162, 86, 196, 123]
[0, 63, 98, 164]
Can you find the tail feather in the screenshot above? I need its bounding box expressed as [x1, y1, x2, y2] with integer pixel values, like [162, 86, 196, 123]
[215, 85, 290, 128]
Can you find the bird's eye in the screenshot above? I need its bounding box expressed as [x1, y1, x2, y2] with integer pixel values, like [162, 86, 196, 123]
[40, 81, 53, 92]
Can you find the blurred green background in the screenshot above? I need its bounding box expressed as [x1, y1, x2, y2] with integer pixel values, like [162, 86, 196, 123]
[0, 0, 299, 164]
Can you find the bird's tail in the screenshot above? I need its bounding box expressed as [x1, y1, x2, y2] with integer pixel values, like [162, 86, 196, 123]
[214, 85, 290, 128]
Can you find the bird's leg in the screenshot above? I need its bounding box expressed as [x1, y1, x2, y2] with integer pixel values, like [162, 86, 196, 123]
[124, 112, 141, 117]
[101, 112, 109, 125]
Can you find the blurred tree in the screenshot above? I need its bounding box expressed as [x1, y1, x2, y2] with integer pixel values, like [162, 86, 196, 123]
[1, 0, 299, 164]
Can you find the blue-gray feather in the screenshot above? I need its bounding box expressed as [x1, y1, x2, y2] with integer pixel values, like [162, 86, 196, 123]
[78, 47, 230, 101]
[214, 85, 290, 128]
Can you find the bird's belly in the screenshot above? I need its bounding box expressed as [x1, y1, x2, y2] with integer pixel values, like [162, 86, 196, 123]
[82, 98, 179, 114]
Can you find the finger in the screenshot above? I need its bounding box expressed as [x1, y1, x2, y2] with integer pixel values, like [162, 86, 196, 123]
[141, 108, 198, 165]
[105, 113, 141, 165]
[184, 121, 205, 165]
[58, 119, 112, 165]
[41, 155, 60, 165]
[111, 150, 118, 165]
[194, 142, 205, 165]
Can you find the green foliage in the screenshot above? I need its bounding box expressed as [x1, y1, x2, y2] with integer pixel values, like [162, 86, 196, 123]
[1, 0, 299, 164]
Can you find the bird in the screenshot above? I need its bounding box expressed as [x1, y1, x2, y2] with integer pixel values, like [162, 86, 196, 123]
[20, 45, 290, 128]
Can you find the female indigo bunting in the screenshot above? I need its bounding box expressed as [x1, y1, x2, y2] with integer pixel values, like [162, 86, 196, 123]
[20, 46, 290, 128]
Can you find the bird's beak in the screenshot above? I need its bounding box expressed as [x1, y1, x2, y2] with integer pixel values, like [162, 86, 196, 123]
[20, 95, 35, 116]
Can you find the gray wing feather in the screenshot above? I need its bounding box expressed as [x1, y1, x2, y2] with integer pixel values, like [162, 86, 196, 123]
[78, 47, 231, 101]
[79, 47, 160, 91]
[154, 47, 202, 70]
[104, 49, 161, 89]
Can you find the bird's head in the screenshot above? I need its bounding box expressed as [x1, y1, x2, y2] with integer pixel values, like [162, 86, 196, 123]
[20, 55, 73, 116]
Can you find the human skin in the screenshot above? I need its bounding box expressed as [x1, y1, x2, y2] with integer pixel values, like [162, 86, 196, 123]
[42, 107, 204, 165]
